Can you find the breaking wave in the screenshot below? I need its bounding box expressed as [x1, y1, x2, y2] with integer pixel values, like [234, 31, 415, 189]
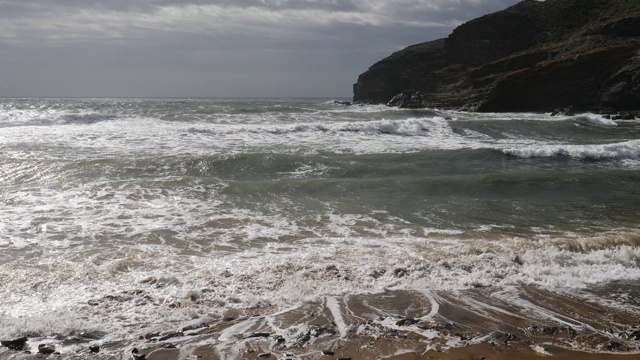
[502, 139, 640, 159]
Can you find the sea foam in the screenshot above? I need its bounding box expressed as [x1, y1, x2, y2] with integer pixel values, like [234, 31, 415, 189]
[502, 139, 640, 159]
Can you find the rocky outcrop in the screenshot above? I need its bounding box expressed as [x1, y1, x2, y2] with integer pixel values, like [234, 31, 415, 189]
[353, 0, 640, 113]
[386, 90, 428, 108]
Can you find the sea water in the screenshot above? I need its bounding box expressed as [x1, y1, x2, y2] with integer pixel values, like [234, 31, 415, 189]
[1, 98, 639, 356]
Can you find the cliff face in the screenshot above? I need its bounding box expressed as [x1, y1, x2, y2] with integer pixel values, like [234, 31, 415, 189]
[353, 0, 640, 113]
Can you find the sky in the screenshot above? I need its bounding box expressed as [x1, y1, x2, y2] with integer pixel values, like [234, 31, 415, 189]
[0, 0, 521, 98]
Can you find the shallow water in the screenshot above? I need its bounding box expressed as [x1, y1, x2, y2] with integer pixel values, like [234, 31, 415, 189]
[1, 98, 639, 357]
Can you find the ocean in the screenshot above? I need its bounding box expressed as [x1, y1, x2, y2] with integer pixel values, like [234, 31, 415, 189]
[1, 98, 640, 358]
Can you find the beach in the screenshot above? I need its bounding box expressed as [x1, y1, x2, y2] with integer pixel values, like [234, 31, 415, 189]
[7, 285, 638, 359]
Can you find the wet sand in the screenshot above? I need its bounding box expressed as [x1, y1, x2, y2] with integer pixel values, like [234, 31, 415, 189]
[2, 283, 639, 359]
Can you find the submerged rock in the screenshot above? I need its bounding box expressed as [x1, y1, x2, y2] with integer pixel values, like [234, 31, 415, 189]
[353, 0, 640, 113]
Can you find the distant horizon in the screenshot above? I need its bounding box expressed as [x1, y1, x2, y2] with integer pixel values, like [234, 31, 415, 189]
[0, 0, 521, 98]
[0, 95, 353, 100]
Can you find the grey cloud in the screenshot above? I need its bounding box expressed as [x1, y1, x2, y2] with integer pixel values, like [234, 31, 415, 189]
[0, 0, 521, 97]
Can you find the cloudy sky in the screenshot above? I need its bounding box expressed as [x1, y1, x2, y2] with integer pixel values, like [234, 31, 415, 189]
[0, 0, 520, 98]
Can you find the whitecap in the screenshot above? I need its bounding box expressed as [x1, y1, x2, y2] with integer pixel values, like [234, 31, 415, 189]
[502, 139, 640, 159]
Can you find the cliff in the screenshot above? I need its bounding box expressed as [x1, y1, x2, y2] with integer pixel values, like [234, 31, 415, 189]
[352, 0, 640, 113]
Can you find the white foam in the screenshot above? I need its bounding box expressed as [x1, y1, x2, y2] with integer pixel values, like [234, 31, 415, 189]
[581, 113, 618, 127]
[2, 99, 640, 355]
[503, 139, 640, 159]
[2, 231, 640, 337]
[326, 297, 347, 338]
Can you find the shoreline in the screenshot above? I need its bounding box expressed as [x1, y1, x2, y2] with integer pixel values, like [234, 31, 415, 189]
[343, 100, 640, 120]
[3, 283, 639, 359]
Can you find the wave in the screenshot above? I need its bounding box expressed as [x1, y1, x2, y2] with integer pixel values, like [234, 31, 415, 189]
[186, 117, 451, 138]
[577, 113, 618, 127]
[1, 231, 640, 350]
[0, 109, 119, 127]
[502, 139, 640, 160]
[59, 113, 118, 125]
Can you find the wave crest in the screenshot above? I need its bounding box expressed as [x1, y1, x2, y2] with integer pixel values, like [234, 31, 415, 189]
[503, 140, 640, 159]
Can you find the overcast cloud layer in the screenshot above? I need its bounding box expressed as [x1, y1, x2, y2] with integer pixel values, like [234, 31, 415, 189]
[0, 0, 520, 97]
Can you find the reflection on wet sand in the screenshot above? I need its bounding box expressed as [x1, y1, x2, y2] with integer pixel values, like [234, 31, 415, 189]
[106, 282, 640, 360]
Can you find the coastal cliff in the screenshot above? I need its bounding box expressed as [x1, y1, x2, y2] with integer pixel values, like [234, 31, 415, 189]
[353, 0, 640, 113]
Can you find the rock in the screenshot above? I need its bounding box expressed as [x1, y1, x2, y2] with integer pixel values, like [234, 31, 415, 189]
[387, 91, 428, 109]
[158, 331, 183, 342]
[396, 318, 418, 326]
[612, 112, 638, 120]
[369, 269, 386, 279]
[607, 341, 623, 351]
[393, 268, 408, 278]
[38, 344, 56, 355]
[512, 255, 524, 265]
[528, 325, 558, 335]
[246, 332, 270, 338]
[625, 329, 640, 340]
[1, 337, 27, 351]
[334, 101, 352, 106]
[321, 349, 335, 355]
[492, 332, 518, 344]
[89, 345, 100, 353]
[353, 0, 640, 114]
[274, 335, 286, 343]
[531, 345, 552, 355]
[550, 106, 575, 116]
[132, 347, 146, 360]
[141, 332, 160, 340]
[182, 323, 209, 332]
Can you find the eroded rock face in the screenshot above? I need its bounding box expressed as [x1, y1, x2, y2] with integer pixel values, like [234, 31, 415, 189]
[353, 0, 640, 113]
[352, 39, 445, 105]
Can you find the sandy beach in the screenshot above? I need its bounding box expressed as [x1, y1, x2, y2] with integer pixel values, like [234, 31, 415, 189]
[4, 283, 636, 360]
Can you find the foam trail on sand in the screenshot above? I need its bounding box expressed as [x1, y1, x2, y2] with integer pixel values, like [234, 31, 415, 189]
[326, 297, 347, 338]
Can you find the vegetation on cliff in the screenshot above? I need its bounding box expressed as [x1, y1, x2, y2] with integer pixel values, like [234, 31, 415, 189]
[353, 0, 640, 113]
